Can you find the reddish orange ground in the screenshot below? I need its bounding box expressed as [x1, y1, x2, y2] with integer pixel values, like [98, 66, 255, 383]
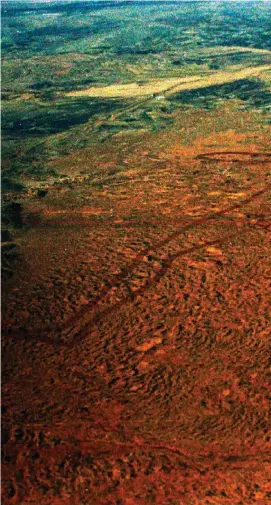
[2, 104, 271, 505]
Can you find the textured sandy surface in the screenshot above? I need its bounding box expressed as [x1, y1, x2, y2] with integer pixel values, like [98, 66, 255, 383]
[2, 105, 271, 505]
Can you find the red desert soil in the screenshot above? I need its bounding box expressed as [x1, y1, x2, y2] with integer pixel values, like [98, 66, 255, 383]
[2, 105, 271, 505]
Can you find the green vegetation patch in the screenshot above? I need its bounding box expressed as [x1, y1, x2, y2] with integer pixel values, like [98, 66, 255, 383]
[2, 97, 124, 138]
[170, 78, 271, 111]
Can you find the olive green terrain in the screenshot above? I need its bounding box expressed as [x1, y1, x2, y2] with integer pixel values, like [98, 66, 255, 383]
[2, 1, 271, 184]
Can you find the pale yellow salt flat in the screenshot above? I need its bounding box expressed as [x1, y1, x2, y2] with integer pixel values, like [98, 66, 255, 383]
[66, 76, 199, 98]
[66, 65, 271, 99]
